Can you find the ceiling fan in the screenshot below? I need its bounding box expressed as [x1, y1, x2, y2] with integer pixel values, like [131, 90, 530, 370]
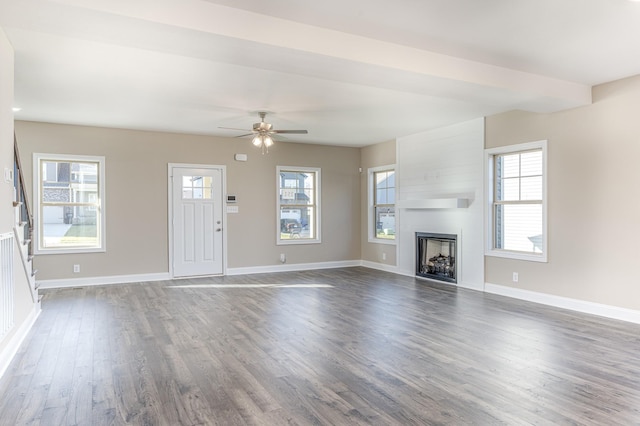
[220, 112, 308, 153]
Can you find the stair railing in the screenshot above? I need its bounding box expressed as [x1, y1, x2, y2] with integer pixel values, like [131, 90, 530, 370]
[13, 133, 34, 260]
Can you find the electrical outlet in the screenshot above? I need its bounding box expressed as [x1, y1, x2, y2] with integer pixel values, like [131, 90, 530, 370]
[512, 272, 519, 283]
[280, 253, 286, 263]
[382, 252, 387, 261]
[73, 264, 80, 273]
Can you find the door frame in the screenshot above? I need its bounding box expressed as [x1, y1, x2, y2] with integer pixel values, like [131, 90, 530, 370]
[168, 163, 227, 278]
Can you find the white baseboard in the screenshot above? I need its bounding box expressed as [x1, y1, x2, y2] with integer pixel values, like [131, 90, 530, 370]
[0, 305, 40, 380]
[457, 280, 484, 292]
[38, 262, 363, 288]
[360, 260, 401, 275]
[227, 260, 361, 276]
[37, 272, 171, 289]
[485, 282, 640, 324]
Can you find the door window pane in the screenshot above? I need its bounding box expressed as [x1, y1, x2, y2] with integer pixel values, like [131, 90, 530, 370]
[183, 176, 212, 199]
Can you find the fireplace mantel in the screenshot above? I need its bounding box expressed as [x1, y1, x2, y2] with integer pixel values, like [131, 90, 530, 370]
[397, 198, 468, 209]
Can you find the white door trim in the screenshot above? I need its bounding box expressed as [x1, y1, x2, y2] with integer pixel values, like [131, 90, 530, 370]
[168, 163, 227, 278]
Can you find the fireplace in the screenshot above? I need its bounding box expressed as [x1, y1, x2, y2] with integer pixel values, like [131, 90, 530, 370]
[416, 232, 457, 284]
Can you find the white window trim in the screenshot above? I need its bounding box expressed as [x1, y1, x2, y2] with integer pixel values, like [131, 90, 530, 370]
[276, 166, 321, 245]
[368, 164, 396, 245]
[485, 140, 547, 262]
[33, 153, 106, 254]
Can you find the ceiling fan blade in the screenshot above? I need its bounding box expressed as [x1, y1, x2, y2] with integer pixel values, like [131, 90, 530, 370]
[233, 133, 255, 138]
[272, 130, 308, 134]
[272, 134, 292, 140]
[219, 126, 252, 131]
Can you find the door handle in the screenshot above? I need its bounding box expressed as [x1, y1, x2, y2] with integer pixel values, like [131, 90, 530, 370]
[216, 228, 222, 232]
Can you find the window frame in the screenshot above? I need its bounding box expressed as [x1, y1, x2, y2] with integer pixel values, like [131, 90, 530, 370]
[485, 140, 547, 262]
[276, 166, 321, 245]
[368, 164, 396, 245]
[33, 153, 106, 254]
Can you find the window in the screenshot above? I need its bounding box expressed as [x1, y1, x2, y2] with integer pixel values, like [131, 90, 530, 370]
[277, 166, 320, 244]
[485, 141, 547, 262]
[34, 153, 105, 253]
[182, 176, 213, 199]
[368, 165, 396, 243]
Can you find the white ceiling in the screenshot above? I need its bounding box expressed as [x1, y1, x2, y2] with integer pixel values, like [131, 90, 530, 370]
[2, 0, 640, 147]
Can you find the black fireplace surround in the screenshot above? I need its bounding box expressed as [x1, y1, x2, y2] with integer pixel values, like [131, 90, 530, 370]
[416, 232, 457, 284]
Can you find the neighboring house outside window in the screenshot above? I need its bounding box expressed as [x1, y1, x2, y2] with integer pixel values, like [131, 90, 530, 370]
[369, 165, 396, 244]
[277, 166, 321, 245]
[485, 140, 547, 262]
[34, 153, 105, 253]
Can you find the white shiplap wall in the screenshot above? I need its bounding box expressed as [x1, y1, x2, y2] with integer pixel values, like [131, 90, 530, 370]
[397, 118, 484, 290]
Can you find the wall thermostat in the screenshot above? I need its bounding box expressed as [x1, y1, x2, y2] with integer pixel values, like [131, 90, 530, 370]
[234, 153, 248, 162]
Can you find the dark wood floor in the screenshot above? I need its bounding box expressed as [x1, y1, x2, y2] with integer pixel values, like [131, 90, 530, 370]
[1, 267, 640, 425]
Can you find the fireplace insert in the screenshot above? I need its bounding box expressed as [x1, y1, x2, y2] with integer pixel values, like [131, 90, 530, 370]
[416, 232, 457, 284]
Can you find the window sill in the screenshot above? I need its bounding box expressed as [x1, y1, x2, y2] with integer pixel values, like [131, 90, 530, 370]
[368, 238, 396, 246]
[485, 249, 547, 263]
[277, 239, 321, 246]
[35, 247, 106, 255]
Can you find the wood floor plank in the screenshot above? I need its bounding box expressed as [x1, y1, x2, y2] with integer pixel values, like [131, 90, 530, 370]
[2, 267, 640, 425]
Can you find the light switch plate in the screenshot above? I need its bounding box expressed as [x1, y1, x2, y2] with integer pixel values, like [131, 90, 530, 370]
[4, 168, 13, 183]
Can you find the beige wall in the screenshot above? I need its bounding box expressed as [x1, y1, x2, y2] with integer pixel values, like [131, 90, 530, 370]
[485, 75, 640, 311]
[360, 139, 397, 266]
[15, 121, 361, 280]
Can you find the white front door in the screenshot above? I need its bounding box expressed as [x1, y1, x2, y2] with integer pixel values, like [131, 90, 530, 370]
[171, 166, 224, 277]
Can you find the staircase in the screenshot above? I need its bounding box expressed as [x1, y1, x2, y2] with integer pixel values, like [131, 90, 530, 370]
[13, 134, 39, 304]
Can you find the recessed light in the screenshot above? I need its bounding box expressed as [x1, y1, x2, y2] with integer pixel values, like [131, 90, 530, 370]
[12, 107, 21, 112]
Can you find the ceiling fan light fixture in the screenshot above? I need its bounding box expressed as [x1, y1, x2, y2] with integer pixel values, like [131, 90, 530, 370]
[220, 112, 308, 154]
